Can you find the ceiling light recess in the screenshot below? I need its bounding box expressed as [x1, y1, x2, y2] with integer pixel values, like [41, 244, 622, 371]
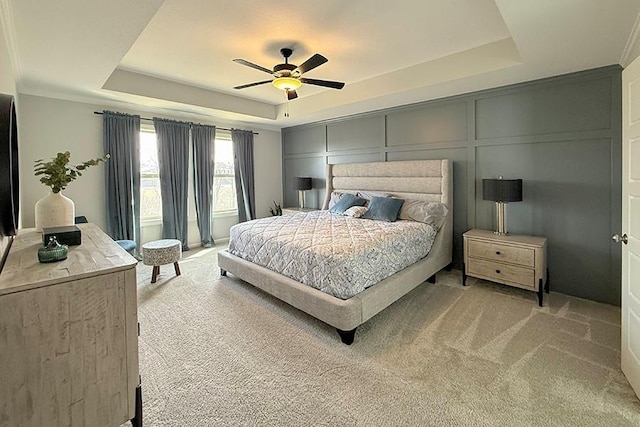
[272, 77, 302, 91]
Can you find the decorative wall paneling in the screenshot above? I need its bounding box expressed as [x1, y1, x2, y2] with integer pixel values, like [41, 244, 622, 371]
[282, 66, 622, 305]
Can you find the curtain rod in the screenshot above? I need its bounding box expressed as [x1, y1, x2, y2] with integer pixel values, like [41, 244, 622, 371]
[93, 111, 259, 135]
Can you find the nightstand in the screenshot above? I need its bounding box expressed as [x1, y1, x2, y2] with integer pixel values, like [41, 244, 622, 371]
[463, 229, 549, 306]
[281, 207, 317, 215]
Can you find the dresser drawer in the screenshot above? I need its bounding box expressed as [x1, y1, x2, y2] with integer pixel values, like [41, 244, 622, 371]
[467, 258, 535, 289]
[467, 240, 534, 267]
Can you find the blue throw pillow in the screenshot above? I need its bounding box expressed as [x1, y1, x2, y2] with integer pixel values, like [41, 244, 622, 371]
[362, 197, 405, 222]
[329, 193, 367, 214]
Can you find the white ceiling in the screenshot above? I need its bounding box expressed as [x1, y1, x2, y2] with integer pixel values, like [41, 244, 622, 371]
[3, 0, 640, 129]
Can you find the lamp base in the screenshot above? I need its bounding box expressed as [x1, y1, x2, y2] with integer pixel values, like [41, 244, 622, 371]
[494, 201, 509, 235]
[298, 190, 305, 209]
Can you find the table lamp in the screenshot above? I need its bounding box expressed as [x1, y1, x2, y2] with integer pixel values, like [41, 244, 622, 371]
[482, 177, 522, 235]
[295, 177, 312, 209]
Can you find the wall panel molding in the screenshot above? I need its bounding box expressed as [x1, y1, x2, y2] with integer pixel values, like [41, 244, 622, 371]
[282, 66, 622, 305]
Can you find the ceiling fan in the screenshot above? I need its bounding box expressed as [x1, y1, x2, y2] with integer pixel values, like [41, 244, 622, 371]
[233, 48, 345, 100]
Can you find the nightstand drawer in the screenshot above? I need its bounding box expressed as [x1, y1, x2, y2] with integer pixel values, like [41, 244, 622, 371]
[467, 240, 534, 267]
[467, 258, 535, 289]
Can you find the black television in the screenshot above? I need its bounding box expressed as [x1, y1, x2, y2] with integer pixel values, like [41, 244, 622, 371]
[0, 93, 19, 273]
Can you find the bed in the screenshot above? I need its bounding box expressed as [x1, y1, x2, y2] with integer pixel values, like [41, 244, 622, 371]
[218, 159, 453, 344]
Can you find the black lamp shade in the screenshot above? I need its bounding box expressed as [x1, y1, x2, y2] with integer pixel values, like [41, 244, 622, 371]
[482, 179, 522, 202]
[295, 177, 312, 191]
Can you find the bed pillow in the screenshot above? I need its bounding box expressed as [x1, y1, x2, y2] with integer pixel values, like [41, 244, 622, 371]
[327, 191, 344, 210]
[343, 206, 369, 218]
[329, 193, 367, 214]
[357, 191, 391, 201]
[327, 191, 358, 210]
[357, 191, 392, 207]
[362, 196, 404, 222]
[398, 200, 449, 229]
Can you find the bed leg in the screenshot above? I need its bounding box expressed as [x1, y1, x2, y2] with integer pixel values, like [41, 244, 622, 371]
[336, 328, 357, 345]
[220, 268, 227, 277]
[427, 274, 436, 284]
[444, 262, 453, 271]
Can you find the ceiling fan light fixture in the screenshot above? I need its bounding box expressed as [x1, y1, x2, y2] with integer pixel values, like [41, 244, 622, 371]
[272, 77, 302, 91]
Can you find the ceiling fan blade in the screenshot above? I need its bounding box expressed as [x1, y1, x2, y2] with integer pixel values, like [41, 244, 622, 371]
[233, 59, 274, 74]
[300, 78, 345, 90]
[233, 80, 272, 90]
[287, 89, 298, 100]
[294, 54, 328, 74]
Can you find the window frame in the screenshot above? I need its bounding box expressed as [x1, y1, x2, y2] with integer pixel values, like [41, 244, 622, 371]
[137, 127, 239, 224]
[139, 127, 163, 224]
[212, 134, 238, 217]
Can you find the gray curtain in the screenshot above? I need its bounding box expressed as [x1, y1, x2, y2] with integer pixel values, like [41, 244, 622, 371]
[231, 129, 255, 222]
[192, 124, 216, 247]
[154, 118, 190, 250]
[103, 111, 141, 252]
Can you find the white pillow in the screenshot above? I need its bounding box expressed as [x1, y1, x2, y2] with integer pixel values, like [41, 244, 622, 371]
[343, 206, 369, 218]
[398, 200, 449, 229]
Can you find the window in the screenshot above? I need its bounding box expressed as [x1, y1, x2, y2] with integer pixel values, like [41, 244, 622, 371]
[139, 131, 236, 221]
[140, 130, 162, 220]
[213, 138, 237, 214]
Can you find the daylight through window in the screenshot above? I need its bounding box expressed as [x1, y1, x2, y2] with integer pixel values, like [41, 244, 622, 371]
[139, 131, 237, 221]
[213, 138, 238, 214]
[140, 130, 162, 220]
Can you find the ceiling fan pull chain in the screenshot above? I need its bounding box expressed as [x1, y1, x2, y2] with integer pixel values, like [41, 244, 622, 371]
[284, 97, 290, 118]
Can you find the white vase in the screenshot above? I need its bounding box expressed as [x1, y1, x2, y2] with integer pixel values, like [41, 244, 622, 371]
[35, 191, 75, 232]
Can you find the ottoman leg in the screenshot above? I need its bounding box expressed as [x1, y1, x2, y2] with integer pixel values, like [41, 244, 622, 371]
[174, 262, 181, 277]
[151, 266, 160, 283]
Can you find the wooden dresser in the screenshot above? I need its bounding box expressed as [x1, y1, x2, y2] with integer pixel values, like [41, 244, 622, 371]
[0, 224, 141, 427]
[463, 229, 548, 306]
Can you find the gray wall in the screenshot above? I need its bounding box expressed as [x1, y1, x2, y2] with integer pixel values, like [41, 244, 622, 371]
[282, 66, 622, 306]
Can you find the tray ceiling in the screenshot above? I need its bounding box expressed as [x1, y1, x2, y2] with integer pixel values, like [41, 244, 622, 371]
[3, 0, 639, 128]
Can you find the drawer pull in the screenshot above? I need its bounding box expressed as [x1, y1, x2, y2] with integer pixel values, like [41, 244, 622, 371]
[496, 269, 501, 274]
[496, 251, 501, 255]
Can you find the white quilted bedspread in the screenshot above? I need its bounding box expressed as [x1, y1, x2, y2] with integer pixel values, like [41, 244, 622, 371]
[228, 211, 438, 299]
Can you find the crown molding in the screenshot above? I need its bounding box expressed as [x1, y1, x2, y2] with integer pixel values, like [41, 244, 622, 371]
[0, 0, 23, 87]
[621, 10, 640, 67]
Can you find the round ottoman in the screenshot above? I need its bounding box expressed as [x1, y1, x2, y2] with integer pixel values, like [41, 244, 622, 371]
[142, 239, 182, 283]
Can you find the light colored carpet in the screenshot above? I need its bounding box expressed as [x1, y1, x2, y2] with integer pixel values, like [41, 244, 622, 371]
[132, 246, 640, 426]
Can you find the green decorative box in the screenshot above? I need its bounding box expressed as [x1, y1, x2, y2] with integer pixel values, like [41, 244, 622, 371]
[38, 236, 68, 263]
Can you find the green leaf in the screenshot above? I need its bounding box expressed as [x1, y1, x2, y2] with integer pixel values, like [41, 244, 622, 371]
[33, 152, 109, 192]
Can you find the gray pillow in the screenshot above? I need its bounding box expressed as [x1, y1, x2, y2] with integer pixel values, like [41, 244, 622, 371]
[328, 191, 357, 209]
[362, 196, 404, 222]
[398, 200, 449, 229]
[328, 191, 344, 210]
[356, 191, 392, 206]
[329, 193, 367, 214]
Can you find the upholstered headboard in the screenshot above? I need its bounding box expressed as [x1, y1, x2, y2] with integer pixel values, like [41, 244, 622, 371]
[321, 159, 453, 260]
[321, 159, 452, 210]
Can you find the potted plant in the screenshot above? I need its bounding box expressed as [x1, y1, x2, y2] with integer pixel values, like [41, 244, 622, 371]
[33, 151, 109, 231]
[269, 201, 282, 216]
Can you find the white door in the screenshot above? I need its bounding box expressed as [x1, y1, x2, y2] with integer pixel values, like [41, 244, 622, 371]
[621, 55, 640, 398]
